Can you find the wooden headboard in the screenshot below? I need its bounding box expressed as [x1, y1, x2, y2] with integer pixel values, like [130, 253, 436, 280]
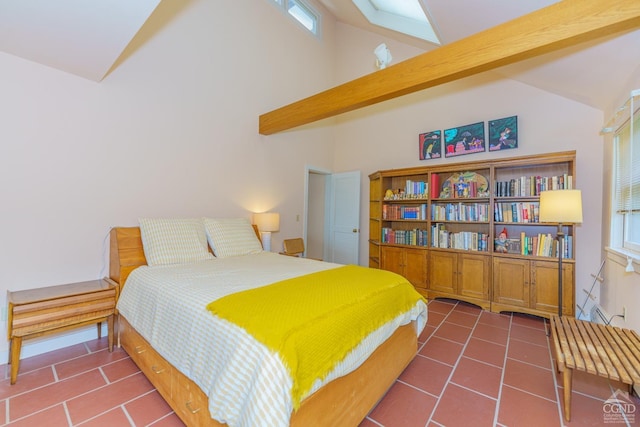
[109, 225, 261, 287]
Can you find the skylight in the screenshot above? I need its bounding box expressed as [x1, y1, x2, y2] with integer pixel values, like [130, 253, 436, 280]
[353, 0, 440, 45]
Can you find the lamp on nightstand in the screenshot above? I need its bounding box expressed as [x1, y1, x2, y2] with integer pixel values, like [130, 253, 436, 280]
[539, 189, 583, 317]
[253, 212, 280, 252]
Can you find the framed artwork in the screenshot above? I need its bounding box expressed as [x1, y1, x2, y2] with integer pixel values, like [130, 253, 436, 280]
[419, 130, 441, 160]
[489, 116, 518, 151]
[444, 122, 485, 158]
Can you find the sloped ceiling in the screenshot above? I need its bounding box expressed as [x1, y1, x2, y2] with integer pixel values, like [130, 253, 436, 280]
[0, 0, 638, 113]
[0, 0, 162, 81]
[319, 0, 640, 112]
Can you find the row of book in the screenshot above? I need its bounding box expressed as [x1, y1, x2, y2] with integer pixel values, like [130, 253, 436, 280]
[379, 227, 572, 258]
[519, 232, 573, 258]
[405, 180, 428, 198]
[381, 228, 429, 246]
[494, 202, 540, 223]
[382, 204, 428, 220]
[431, 203, 490, 222]
[495, 174, 573, 197]
[431, 226, 490, 251]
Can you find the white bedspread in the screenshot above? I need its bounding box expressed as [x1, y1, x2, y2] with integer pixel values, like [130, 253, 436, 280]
[116, 252, 427, 427]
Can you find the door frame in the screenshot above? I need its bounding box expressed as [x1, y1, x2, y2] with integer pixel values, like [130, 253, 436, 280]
[304, 165, 331, 259]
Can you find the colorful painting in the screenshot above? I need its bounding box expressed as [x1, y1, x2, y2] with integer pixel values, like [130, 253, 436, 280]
[444, 122, 485, 158]
[489, 116, 518, 151]
[419, 130, 441, 160]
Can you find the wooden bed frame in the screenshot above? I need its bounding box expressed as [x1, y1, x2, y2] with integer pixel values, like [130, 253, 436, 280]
[109, 226, 418, 426]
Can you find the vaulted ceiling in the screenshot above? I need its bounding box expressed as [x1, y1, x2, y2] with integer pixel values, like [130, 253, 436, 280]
[0, 0, 161, 82]
[1, 0, 639, 115]
[319, 0, 640, 112]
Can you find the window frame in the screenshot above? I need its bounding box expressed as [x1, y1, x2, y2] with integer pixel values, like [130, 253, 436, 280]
[611, 91, 640, 256]
[268, 0, 321, 37]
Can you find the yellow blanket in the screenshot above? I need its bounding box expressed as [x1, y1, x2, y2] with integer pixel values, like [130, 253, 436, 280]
[206, 265, 425, 409]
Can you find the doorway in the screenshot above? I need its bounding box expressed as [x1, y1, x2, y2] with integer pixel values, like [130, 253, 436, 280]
[305, 167, 361, 264]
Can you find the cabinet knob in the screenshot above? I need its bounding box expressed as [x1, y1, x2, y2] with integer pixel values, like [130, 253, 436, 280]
[352, 228, 359, 233]
[134, 346, 146, 354]
[151, 365, 165, 374]
[186, 401, 201, 414]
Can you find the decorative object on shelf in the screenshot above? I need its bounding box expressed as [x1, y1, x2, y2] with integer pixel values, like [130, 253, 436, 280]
[384, 179, 428, 200]
[504, 238, 521, 254]
[444, 122, 485, 158]
[253, 212, 280, 252]
[419, 130, 442, 160]
[539, 189, 583, 317]
[494, 228, 508, 253]
[440, 171, 489, 198]
[489, 116, 518, 151]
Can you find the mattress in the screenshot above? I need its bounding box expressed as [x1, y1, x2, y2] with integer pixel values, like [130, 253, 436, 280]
[116, 252, 427, 427]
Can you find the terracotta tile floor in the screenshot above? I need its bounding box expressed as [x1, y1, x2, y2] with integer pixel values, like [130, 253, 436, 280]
[1, 299, 638, 426]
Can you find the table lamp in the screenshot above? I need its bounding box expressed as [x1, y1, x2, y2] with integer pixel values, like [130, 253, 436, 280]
[539, 189, 583, 317]
[253, 212, 280, 251]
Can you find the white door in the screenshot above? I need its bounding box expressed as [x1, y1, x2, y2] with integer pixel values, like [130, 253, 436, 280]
[326, 171, 360, 264]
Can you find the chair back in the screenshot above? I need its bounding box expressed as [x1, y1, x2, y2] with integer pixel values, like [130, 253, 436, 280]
[283, 238, 305, 256]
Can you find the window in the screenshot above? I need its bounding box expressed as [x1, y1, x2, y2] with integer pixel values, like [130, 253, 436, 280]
[352, 0, 440, 44]
[287, 0, 317, 33]
[612, 90, 640, 254]
[269, 0, 320, 36]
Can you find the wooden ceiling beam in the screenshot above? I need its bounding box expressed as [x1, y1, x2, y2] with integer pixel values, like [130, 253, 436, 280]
[259, 0, 640, 135]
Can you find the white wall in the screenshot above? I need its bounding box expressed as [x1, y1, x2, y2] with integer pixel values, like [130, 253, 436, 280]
[330, 23, 605, 319]
[0, 0, 338, 360]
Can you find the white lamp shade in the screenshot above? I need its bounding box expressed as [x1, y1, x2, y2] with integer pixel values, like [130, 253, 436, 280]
[253, 212, 280, 232]
[539, 190, 583, 224]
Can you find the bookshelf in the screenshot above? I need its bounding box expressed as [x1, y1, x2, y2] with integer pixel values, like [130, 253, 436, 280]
[369, 151, 576, 317]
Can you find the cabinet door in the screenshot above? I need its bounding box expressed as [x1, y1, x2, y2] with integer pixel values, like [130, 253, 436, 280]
[531, 260, 575, 316]
[458, 254, 490, 300]
[380, 246, 403, 276]
[403, 248, 428, 290]
[493, 258, 529, 308]
[429, 251, 457, 294]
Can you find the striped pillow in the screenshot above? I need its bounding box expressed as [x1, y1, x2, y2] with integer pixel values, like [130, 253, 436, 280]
[139, 218, 214, 266]
[204, 217, 263, 258]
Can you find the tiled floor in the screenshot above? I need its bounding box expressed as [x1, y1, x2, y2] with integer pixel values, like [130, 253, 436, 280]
[1, 299, 638, 426]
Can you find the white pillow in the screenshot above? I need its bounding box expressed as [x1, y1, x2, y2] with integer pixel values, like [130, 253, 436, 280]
[139, 218, 214, 266]
[203, 217, 263, 258]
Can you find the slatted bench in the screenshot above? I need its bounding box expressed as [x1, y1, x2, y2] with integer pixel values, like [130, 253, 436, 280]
[549, 314, 640, 421]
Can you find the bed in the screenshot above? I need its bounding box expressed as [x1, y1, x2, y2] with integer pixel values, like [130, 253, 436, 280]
[109, 219, 427, 427]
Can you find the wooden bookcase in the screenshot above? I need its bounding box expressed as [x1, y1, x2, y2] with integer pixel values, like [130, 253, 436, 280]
[369, 151, 576, 317]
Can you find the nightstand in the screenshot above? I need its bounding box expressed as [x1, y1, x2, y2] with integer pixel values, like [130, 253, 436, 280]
[7, 278, 117, 384]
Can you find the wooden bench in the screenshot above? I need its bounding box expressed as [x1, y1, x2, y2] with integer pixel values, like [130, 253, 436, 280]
[549, 314, 640, 421]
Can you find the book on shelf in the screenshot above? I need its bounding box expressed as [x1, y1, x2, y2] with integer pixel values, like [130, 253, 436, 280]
[494, 202, 540, 223]
[404, 180, 428, 198]
[431, 202, 489, 222]
[514, 232, 573, 258]
[383, 204, 427, 220]
[381, 227, 428, 246]
[494, 174, 573, 197]
[430, 225, 488, 251]
[430, 174, 440, 199]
